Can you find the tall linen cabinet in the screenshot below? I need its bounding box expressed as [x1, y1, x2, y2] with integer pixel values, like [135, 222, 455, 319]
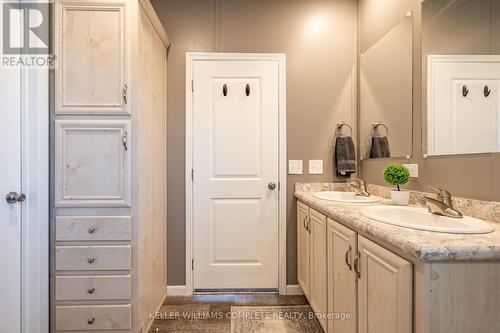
[52, 0, 169, 332]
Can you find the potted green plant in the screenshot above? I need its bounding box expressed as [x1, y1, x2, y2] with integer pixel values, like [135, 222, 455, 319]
[383, 163, 410, 205]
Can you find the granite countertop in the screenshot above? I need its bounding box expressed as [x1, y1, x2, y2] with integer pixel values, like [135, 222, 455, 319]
[294, 184, 500, 262]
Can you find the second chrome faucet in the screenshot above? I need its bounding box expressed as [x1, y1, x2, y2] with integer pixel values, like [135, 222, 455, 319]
[418, 186, 463, 218]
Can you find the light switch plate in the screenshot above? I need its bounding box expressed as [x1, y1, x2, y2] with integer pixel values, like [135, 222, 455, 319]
[288, 160, 303, 175]
[403, 163, 419, 177]
[309, 160, 323, 174]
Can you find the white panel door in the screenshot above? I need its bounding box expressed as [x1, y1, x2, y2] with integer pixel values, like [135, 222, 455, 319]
[54, 120, 131, 207]
[193, 60, 279, 289]
[0, 11, 22, 332]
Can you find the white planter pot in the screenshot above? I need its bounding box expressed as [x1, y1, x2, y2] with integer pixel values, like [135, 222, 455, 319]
[390, 190, 410, 206]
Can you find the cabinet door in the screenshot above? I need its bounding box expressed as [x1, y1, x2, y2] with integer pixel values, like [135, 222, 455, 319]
[55, 0, 129, 115]
[357, 236, 412, 333]
[55, 120, 131, 207]
[309, 208, 328, 331]
[297, 202, 310, 298]
[327, 219, 357, 333]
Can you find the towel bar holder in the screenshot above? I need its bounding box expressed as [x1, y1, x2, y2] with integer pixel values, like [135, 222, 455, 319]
[336, 121, 353, 137]
[371, 122, 389, 137]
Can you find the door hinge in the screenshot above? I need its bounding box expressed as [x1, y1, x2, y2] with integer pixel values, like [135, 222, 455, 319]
[192, 259, 194, 271]
[191, 79, 194, 92]
[191, 169, 194, 181]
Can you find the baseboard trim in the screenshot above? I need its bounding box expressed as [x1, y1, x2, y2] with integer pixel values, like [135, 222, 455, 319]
[143, 292, 168, 333]
[167, 285, 189, 296]
[167, 285, 302, 296]
[286, 284, 304, 295]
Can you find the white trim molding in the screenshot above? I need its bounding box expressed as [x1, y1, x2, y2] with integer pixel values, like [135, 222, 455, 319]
[185, 52, 287, 295]
[286, 285, 304, 296]
[21, 51, 49, 333]
[166, 285, 189, 296]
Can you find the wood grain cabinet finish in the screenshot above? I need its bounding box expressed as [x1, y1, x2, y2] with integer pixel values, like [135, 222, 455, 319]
[55, 245, 132, 271]
[56, 304, 132, 331]
[56, 275, 132, 301]
[53, 0, 169, 331]
[297, 201, 310, 299]
[56, 216, 132, 241]
[327, 218, 357, 333]
[357, 235, 412, 333]
[298, 202, 413, 333]
[54, 120, 131, 208]
[309, 208, 328, 331]
[55, 0, 130, 115]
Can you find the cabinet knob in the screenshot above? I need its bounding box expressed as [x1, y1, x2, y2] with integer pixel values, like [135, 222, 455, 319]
[87, 257, 95, 264]
[87, 288, 95, 294]
[88, 317, 95, 325]
[88, 227, 96, 234]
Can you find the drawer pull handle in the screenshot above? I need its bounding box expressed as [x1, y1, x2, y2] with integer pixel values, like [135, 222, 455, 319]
[88, 317, 95, 325]
[87, 257, 95, 264]
[87, 288, 95, 294]
[88, 227, 96, 234]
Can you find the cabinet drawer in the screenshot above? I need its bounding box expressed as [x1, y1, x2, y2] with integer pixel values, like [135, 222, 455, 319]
[56, 275, 131, 301]
[56, 245, 131, 271]
[56, 304, 132, 331]
[56, 216, 131, 241]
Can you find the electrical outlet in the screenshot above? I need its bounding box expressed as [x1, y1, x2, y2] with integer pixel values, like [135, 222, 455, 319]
[288, 160, 303, 175]
[403, 163, 418, 177]
[308, 160, 323, 174]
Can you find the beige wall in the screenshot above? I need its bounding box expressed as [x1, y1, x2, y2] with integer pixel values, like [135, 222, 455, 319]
[359, 0, 500, 202]
[152, 0, 358, 285]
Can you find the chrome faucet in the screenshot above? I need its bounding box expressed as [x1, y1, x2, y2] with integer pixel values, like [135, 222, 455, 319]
[418, 186, 463, 218]
[350, 178, 370, 197]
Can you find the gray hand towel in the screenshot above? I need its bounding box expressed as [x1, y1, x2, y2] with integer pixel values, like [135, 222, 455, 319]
[335, 136, 356, 178]
[370, 136, 390, 158]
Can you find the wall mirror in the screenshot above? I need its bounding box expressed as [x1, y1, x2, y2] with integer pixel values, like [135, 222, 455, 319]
[360, 13, 413, 160]
[423, 0, 500, 156]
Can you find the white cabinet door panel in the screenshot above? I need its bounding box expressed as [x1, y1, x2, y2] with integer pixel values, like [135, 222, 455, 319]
[309, 208, 327, 331]
[297, 201, 310, 298]
[327, 219, 357, 333]
[55, 120, 131, 208]
[358, 236, 412, 333]
[55, 0, 129, 114]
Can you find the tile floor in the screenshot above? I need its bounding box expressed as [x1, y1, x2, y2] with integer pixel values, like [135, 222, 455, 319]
[148, 293, 323, 332]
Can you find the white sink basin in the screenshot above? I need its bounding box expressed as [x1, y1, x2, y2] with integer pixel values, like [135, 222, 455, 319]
[360, 205, 494, 234]
[313, 191, 380, 203]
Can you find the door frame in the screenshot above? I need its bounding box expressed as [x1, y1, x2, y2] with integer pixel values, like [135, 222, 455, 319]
[185, 52, 287, 295]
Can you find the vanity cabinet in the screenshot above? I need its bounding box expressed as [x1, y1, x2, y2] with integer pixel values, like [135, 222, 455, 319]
[326, 219, 357, 333]
[297, 202, 328, 331]
[298, 202, 412, 333]
[297, 201, 310, 298]
[357, 235, 412, 333]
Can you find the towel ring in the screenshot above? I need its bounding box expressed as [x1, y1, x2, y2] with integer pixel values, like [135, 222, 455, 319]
[371, 122, 389, 137]
[336, 121, 353, 137]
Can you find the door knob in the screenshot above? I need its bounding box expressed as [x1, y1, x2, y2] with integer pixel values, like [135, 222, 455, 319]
[268, 182, 277, 190]
[5, 192, 26, 204]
